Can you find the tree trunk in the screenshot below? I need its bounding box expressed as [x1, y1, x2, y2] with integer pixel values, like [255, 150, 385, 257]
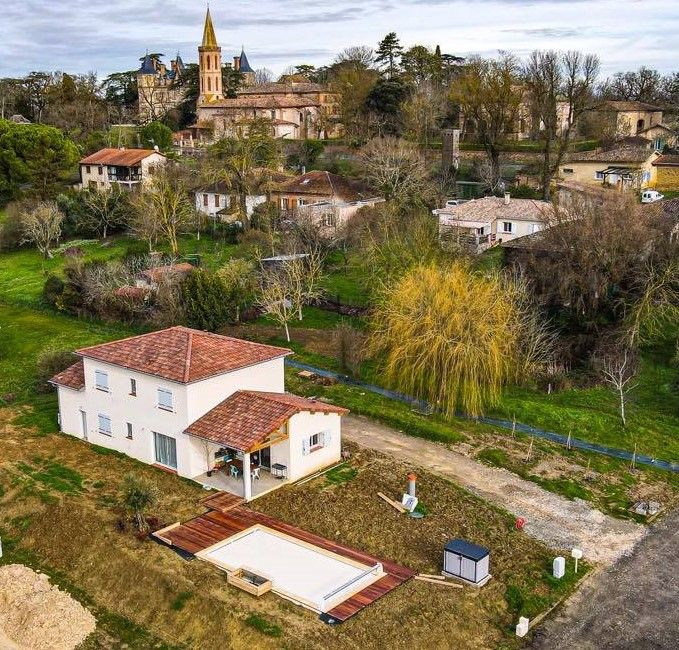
[619, 387, 626, 427]
[284, 321, 290, 342]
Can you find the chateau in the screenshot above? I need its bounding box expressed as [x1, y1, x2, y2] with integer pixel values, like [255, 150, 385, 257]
[194, 8, 341, 140]
[137, 53, 187, 123]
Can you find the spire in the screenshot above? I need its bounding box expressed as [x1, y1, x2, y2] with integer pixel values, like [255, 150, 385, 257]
[202, 7, 218, 48]
[238, 47, 254, 73]
[138, 52, 156, 75]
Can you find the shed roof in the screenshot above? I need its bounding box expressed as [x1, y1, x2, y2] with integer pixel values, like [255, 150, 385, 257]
[444, 539, 490, 561]
[184, 390, 349, 452]
[652, 155, 679, 167]
[80, 148, 162, 167]
[76, 326, 291, 384]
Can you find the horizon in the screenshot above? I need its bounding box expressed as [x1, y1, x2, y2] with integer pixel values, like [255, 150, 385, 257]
[3, 0, 679, 80]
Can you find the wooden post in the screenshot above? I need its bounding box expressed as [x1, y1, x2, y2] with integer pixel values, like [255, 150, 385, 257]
[566, 431, 572, 451]
[525, 436, 534, 463]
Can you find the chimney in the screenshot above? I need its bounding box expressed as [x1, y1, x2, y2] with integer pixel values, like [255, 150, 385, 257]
[504, 192, 511, 205]
[233, 56, 241, 72]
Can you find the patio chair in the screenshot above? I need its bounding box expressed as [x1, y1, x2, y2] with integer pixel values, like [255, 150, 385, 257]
[251, 467, 260, 481]
[230, 465, 240, 478]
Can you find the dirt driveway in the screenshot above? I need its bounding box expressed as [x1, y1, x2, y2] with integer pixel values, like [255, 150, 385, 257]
[532, 507, 679, 649]
[344, 414, 645, 564]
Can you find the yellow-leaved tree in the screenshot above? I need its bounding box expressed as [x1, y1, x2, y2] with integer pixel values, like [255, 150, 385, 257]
[368, 263, 550, 417]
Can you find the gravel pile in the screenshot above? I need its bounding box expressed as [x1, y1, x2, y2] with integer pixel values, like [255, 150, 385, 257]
[0, 564, 96, 650]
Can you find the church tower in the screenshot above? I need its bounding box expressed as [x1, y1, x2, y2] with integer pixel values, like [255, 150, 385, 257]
[198, 7, 223, 105]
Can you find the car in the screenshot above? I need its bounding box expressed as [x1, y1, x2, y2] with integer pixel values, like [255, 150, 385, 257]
[641, 190, 664, 204]
[445, 199, 469, 207]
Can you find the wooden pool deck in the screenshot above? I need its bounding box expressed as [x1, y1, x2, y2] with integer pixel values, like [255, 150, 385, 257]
[155, 492, 415, 623]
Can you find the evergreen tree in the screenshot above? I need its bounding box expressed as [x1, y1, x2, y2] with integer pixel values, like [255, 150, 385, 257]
[375, 33, 403, 78]
[181, 269, 236, 332]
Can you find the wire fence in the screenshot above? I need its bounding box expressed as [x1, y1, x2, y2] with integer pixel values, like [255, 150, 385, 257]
[286, 359, 679, 473]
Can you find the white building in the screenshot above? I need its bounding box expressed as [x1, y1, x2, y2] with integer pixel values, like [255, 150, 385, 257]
[50, 326, 348, 501]
[79, 148, 167, 191]
[194, 182, 266, 220]
[434, 194, 554, 253]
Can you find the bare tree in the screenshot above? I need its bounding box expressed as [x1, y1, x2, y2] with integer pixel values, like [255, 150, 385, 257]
[286, 253, 325, 320]
[449, 54, 523, 191]
[360, 137, 431, 205]
[523, 50, 600, 200]
[601, 349, 637, 427]
[258, 269, 295, 342]
[20, 201, 63, 258]
[80, 185, 128, 238]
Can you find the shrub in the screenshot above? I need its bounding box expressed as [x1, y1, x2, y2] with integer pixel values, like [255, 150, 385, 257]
[333, 322, 366, 378]
[42, 274, 65, 306]
[181, 269, 236, 332]
[120, 473, 159, 533]
[35, 348, 78, 392]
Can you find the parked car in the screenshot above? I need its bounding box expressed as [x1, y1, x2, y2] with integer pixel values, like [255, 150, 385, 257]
[444, 199, 469, 208]
[641, 190, 664, 204]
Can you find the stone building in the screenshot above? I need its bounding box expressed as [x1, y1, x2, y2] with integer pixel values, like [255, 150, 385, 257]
[137, 53, 186, 123]
[195, 8, 341, 140]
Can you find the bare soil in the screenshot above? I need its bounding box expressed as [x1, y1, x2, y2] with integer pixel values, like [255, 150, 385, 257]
[0, 564, 96, 650]
[343, 414, 646, 565]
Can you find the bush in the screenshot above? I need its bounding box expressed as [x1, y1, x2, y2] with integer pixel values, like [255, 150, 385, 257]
[35, 348, 78, 392]
[120, 473, 159, 533]
[333, 322, 366, 378]
[181, 269, 236, 332]
[0, 202, 28, 251]
[42, 274, 65, 306]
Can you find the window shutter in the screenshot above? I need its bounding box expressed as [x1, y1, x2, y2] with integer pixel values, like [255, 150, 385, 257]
[302, 439, 310, 456]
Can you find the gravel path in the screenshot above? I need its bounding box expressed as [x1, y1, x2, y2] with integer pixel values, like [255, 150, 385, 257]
[344, 414, 645, 564]
[532, 508, 679, 649]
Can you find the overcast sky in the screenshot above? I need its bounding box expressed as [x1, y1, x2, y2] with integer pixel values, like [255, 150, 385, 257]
[3, 0, 678, 79]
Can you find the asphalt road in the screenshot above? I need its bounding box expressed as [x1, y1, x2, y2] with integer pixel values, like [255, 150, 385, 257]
[532, 507, 679, 650]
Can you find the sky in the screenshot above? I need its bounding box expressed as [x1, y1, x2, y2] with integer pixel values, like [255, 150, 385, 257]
[2, 0, 678, 79]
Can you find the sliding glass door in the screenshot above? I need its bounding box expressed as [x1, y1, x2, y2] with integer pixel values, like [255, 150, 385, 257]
[153, 432, 177, 469]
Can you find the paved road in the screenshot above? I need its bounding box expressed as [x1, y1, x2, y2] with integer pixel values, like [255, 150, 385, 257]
[532, 507, 679, 649]
[344, 414, 645, 565]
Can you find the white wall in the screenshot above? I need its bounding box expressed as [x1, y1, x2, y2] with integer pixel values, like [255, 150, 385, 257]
[285, 411, 342, 481]
[493, 219, 543, 242]
[59, 355, 286, 480]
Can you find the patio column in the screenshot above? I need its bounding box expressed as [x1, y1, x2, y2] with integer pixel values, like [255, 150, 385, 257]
[243, 452, 252, 501]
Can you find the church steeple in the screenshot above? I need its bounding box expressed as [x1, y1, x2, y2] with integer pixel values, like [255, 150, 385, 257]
[202, 7, 218, 48]
[198, 6, 223, 104]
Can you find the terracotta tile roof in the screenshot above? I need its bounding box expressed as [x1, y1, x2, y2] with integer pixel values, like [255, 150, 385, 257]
[652, 155, 679, 167]
[76, 327, 292, 384]
[140, 263, 195, 283]
[185, 390, 349, 451]
[274, 171, 375, 201]
[599, 100, 663, 112]
[567, 146, 658, 163]
[208, 95, 320, 109]
[239, 82, 327, 95]
[437, 196, 554, 224]
[50, 360, 85, 390]
[80, 148, 163, 167]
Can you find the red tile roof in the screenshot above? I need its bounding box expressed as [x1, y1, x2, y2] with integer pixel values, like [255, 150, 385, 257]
[652, 155, 679, 167]
[76, 327, 291, 384]
[80, 148, 163, 167]
[185, 390, 349, 451]
[50, 360, 85, 390]
[274, 171, 375, 201]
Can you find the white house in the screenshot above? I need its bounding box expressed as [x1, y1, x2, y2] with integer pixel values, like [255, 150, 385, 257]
[50, 326, 348, 501]
[194, 182, 267, 220]
[79, 148, 167, 191]
[434, 194, 554, 253]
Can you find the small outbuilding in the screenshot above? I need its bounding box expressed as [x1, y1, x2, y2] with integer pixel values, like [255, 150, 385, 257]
[443, 539, 491, 586]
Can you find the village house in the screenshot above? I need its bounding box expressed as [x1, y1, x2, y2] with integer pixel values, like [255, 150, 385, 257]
[79, 148, 166, 191]
[434, 194, 554, 252]
[50, 327, 348, 501]
[194, 9, 341, 141]
[560, 146, 661, 190]
[651, 155, 679, 191]
[271, 170, 381, 229]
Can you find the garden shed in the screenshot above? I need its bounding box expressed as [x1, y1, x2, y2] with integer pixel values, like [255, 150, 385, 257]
[443, 539, 490, 586]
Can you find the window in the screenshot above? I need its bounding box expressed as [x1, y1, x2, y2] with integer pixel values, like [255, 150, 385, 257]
[126, 422, 133, 439]
[98, 414, 112, 436]
[98, 166, 103, 175]
[94, 370, 109, 392]
[215, 194, 220, 208]
[157, 388, 173, 412]
[203, 193, 208, 207]
[86, 165, 91, 174]
[595, 171, 605, 180]
[154, 432, 177, 469]
[502, 222, 513, 234]
[298, 199, 307, 206]
[129, 378, 137, 396]
[563, 168, 574, 174]
[302, 431, 330, 455]
[282, 198, 289, 210]
[323, 213, 336, 227]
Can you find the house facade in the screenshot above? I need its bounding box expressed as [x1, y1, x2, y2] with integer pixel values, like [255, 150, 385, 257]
[193, 182, 267, 219]
[79, 148, 166, 191]
[652, 155, 679, 190]
[560, 146, 661, 190]
[51, 327, 348, 500]
[434, 194, 554, 252]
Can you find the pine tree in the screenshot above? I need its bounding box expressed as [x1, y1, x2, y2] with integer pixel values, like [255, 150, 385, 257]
[375, 32, 403, 78]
